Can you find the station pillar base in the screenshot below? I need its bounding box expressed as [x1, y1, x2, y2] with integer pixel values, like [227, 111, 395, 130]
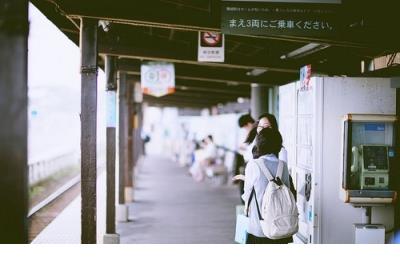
[116, 204, 129, 222]
[103, 233, 120, 244]
[124, 187, 134, 203]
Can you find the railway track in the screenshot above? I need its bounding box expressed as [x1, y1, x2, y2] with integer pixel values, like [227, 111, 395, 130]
[28, 176, 81, 243]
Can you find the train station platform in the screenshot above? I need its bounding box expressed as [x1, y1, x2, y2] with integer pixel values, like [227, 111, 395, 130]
[32, 170, 107, 244]
[119, 155, 241, 244]
[32, 155, 241, 244]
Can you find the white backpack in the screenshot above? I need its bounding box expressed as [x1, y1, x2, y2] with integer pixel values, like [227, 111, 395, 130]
[252, 159, 299, 239]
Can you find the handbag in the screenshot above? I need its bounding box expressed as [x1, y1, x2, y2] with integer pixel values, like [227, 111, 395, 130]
[234, 213, 249, 244]
[234, 189, 256, 244]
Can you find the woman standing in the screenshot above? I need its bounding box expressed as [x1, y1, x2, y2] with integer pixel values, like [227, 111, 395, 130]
[242, 128, 294, 244]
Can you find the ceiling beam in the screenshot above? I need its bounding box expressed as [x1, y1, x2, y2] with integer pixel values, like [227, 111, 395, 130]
[176, 86, 250, 97]
[143, 97, 214, 108]
[144, 93, 237, 105]
[126, 73, 251, 96]
[127, 74, 251, 91]
[97, 28, 300, 74]
[118, 59, 278, 86]
[173, 90, 246, 101]
[53, 0, 400, 49]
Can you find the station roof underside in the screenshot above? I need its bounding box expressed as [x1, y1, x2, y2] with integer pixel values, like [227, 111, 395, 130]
[31, 0, 400, 108]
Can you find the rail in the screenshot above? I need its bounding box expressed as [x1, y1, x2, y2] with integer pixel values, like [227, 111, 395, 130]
[28, 151, 80, 186]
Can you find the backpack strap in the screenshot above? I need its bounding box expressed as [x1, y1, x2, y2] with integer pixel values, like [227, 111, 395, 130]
[254, 159, 274, 181]
[246, 187, 263, 221]
[276, 160, 284, 180]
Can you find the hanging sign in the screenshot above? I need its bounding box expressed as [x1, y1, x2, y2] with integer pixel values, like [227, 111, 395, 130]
[141, 62, 175, 97]
[133, 82, 143, 103]
[198, 31, 225, 62]
[106, 90, 117, 128]
[221, 1, 341, 38]
[299, 64, 312, 91]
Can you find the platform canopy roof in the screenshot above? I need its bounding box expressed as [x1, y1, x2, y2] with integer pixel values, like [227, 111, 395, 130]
[31, 0, 400, 108]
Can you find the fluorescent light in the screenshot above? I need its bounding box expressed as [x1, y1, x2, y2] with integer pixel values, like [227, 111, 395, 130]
[246, 68, 267, 76]
[227, 81, 239, 86]
[237, 97, 245, 103]
[280, 43, 330, 60]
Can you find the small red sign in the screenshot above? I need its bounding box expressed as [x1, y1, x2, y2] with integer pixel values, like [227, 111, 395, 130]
[201, 32, 223, 47]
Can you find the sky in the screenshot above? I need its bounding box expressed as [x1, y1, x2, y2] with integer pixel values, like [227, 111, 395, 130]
[28, 3, 106, 163]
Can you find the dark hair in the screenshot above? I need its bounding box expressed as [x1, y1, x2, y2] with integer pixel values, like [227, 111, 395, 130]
[258, 113, 278, 130]
[238, 114, 255, 128]
[254, 128, 282, 158]
[244, 113, 278, 144]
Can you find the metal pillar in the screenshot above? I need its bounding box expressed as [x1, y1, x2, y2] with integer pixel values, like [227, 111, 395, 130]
[103, 56, 119, 244]
[395, 87, 400, 231]
[138, 103, 145, 157]
[127, 80, 134, 184]
[80, 18, 98, 244]
[125, 79, 134, 202]
[117, 72, 129, 221]
[250, 83, 270, 119]
[0, 0, 29, 244]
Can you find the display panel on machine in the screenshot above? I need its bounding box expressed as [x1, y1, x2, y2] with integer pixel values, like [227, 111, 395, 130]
[363, 146, 388, 171]
[351, 145, 389, 190]
[351, 145, 389, 189]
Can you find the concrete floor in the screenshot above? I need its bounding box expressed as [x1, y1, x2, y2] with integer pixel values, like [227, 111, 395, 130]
[118, 155, 242, 244]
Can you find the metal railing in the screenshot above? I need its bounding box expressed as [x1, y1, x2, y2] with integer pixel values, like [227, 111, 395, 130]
[28, 151, 80, 186]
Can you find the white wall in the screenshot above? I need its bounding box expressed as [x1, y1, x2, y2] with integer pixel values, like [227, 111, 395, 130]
[279, 77, 396, 244]
[321, 77, 395, 243]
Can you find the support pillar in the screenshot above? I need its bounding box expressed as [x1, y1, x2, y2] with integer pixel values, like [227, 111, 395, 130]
[117, 72, 129, 221]
[133, 103, 141, 176]
[138, 103, 145, 157]
[395, 86, 400, 231]
[0, 0, 29, 244]
[103, 56, 119, 244]
[126, 79, 134, 202]
[80, 18, 98, 244]
[250, 83, 269, 119]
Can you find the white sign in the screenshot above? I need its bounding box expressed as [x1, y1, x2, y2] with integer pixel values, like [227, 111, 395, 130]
[141, 62, 175, 97]
[134, 82, 143, 103]
[198, 32, 225, 62]
[106, 90, 116, 128]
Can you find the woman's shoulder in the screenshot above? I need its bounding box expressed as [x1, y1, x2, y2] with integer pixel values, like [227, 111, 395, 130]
[278, 148, 288, 163]
[245, 159, 260, 175]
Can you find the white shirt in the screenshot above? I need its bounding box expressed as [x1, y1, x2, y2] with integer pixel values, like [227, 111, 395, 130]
[278, 147, 288, 164]
[204, 142, 217, 160]
[242, 141, 254, 163]
[241, 154, 290, 237]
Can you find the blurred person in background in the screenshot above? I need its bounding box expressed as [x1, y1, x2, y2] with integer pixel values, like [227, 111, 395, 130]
[189, 135, 217, 182]
[233, 114, 255, 203]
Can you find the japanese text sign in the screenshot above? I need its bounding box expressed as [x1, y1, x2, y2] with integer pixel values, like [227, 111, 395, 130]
[221, 1, 340, 38]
